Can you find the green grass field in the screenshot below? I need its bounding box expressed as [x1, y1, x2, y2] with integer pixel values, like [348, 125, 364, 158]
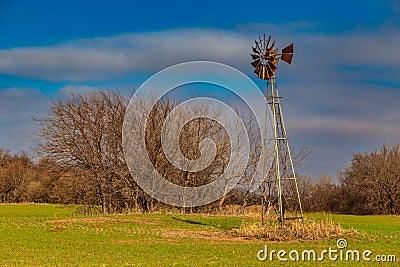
[0, 204, 398, 266]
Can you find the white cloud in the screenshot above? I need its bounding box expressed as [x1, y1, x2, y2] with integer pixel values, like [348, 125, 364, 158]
[0, 27, 400, 84]
[290, 115, 400, 139]
[0, 29, 251, 81]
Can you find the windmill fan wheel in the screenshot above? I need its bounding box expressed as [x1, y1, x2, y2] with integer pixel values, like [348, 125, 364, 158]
[251, 35, 294, 80]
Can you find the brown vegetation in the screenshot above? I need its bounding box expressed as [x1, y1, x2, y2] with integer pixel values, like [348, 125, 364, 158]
[299, 144, 400, 215]
[0, 90, 398, 216]
[232, 218, 358, 241]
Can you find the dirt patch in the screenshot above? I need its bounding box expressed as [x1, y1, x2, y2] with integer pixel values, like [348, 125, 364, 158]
[49, 226, 66, 232]
[160, 229, 257, 243]
[118, 218, 159, 225]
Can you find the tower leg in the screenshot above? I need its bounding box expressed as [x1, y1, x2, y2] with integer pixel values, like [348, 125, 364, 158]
[264, 76, 303, 226]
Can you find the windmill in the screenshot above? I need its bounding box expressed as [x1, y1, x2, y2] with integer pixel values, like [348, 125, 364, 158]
[251, 34, 303, 225]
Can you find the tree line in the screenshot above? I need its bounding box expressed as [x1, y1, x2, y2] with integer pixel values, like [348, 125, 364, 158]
[0, 90, 398, 215]
[300, 144, 400, 215]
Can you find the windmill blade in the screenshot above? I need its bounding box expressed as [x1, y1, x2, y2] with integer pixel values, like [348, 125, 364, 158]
[251, 59, 261, 67]
[281, 53, 293, 64]
[252, 46, 260, 54]
[256, 65, 263, 79]
[270, 40, 275, 50]
[263, 34, 265, 47]
[256, 64, 274, 80]
[267, 60, 277, 72]
[266, 36, 271, 49]
[251, 54, 260, 60]
[260, 65, 267, 80]
[255, 40, 262, 52]
[258, 36, 264, 52]
[254, 64, 262, 76]
[266, 63, 275, 79]
[282, 43, 294, 54]
[265, 40, 276, 58]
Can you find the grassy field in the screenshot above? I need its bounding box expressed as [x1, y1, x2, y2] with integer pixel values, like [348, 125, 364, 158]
[0, 204, 398, 266]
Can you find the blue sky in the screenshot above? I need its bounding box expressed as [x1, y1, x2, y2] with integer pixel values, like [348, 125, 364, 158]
[1, 0, 400, 178]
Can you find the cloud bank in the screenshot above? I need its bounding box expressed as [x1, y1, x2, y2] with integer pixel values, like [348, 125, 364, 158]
[1, 27, 400, 82]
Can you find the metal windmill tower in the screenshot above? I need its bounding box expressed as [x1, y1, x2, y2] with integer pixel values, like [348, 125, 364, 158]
[251, 35, 303, 225]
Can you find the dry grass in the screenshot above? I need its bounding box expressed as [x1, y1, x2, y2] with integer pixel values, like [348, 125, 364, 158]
[231, 217, 358, 241]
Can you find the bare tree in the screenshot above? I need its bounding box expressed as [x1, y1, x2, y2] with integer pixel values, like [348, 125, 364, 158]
[36, 90, 133, 213]
[0, 152, 36, 203]
[340, 144, 400, 215]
